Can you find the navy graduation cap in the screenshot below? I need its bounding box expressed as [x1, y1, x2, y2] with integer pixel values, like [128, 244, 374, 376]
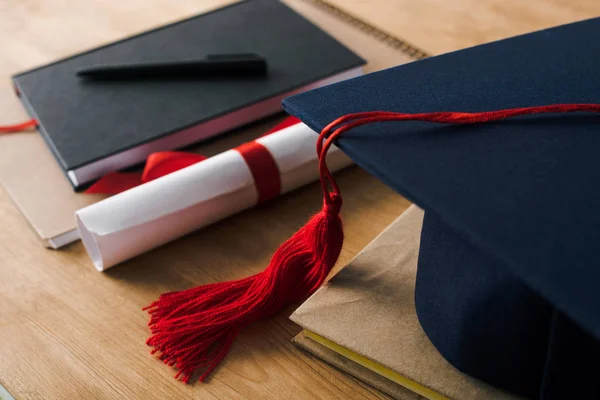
[283, 17, 600, 400]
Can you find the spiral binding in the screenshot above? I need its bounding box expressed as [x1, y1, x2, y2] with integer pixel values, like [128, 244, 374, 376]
[305, 0, 430, 60]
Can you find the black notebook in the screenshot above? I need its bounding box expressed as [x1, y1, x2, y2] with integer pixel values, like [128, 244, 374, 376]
[13, 0, 364, 189]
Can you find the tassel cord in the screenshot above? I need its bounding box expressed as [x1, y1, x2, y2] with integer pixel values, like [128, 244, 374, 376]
[316, 104, 600, 204]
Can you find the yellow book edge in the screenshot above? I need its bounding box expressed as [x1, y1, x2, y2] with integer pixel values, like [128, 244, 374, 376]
[303, 330, 450, 400]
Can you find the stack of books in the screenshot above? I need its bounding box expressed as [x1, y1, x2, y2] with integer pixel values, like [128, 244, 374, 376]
[0, 0, 421, 250]
[2, 0, 381, 248]
[291, 206, 521, 400]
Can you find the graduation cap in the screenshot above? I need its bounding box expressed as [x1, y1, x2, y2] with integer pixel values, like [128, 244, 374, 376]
[144, 16, 600, 396]
[280, 17, 600, 399]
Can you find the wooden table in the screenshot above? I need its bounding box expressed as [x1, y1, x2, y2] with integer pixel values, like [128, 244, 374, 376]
[0, 1, 598, 399]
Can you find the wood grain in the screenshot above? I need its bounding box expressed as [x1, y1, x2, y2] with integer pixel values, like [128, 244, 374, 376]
[1, 0, 597, 399]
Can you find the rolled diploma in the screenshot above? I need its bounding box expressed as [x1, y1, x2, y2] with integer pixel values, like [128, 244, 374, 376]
[76, 123, 353, 271]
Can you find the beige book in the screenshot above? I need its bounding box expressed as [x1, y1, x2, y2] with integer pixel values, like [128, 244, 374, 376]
[291, 206, 523, 400]
[0, 0, 419, 248]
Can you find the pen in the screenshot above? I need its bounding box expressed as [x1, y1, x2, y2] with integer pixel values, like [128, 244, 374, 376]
[76, 53, 268, 80]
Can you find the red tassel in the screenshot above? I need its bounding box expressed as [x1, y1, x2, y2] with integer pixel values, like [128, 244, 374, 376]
[145, 103, 600, 383]
[144, 194, 343, 382]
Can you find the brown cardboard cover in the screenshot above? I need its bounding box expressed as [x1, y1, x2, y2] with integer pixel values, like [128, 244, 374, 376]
[291, 206, 523, 400]
[0, 0, 415, 247]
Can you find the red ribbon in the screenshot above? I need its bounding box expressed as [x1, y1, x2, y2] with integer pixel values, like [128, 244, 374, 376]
[85, 116, 299, 195]
[235, 142, 281, 204]
[84, 152, 208, 195]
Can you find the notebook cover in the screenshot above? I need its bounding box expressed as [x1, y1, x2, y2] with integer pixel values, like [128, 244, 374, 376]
[290, 206, 522, 400]
[0, 0, 416, 247]
[12, 0, 364, 181]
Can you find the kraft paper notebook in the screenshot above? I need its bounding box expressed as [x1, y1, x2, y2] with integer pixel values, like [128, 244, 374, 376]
[291, 206, 522, 400]
[0, 0, 421, 248]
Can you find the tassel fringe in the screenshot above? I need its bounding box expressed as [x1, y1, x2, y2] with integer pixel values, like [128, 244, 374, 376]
[144, 195, 343, 382]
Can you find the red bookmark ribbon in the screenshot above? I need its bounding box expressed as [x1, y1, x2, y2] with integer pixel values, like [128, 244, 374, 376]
[0, 119, 37, 134]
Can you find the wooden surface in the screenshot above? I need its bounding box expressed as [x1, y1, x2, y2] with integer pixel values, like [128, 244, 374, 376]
[1, 1, 599, 399]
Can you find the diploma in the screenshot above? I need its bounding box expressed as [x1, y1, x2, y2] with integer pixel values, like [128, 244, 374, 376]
[76, 123, 353, 271]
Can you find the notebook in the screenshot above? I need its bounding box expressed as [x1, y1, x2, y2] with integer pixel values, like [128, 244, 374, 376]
[12, 0, 365, 190]
[0, 0, 417, 248]
[291, 206, 521, 400]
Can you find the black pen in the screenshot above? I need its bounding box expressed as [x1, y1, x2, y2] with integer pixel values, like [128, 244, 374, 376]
[76, 53, 268, 80]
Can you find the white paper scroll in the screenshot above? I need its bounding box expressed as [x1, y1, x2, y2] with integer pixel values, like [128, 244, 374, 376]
[76, 123, 353, 271]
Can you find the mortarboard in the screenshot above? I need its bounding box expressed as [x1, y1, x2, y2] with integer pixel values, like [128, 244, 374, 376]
[280, 17, 600, 399]
[142, 16, 600, 397]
